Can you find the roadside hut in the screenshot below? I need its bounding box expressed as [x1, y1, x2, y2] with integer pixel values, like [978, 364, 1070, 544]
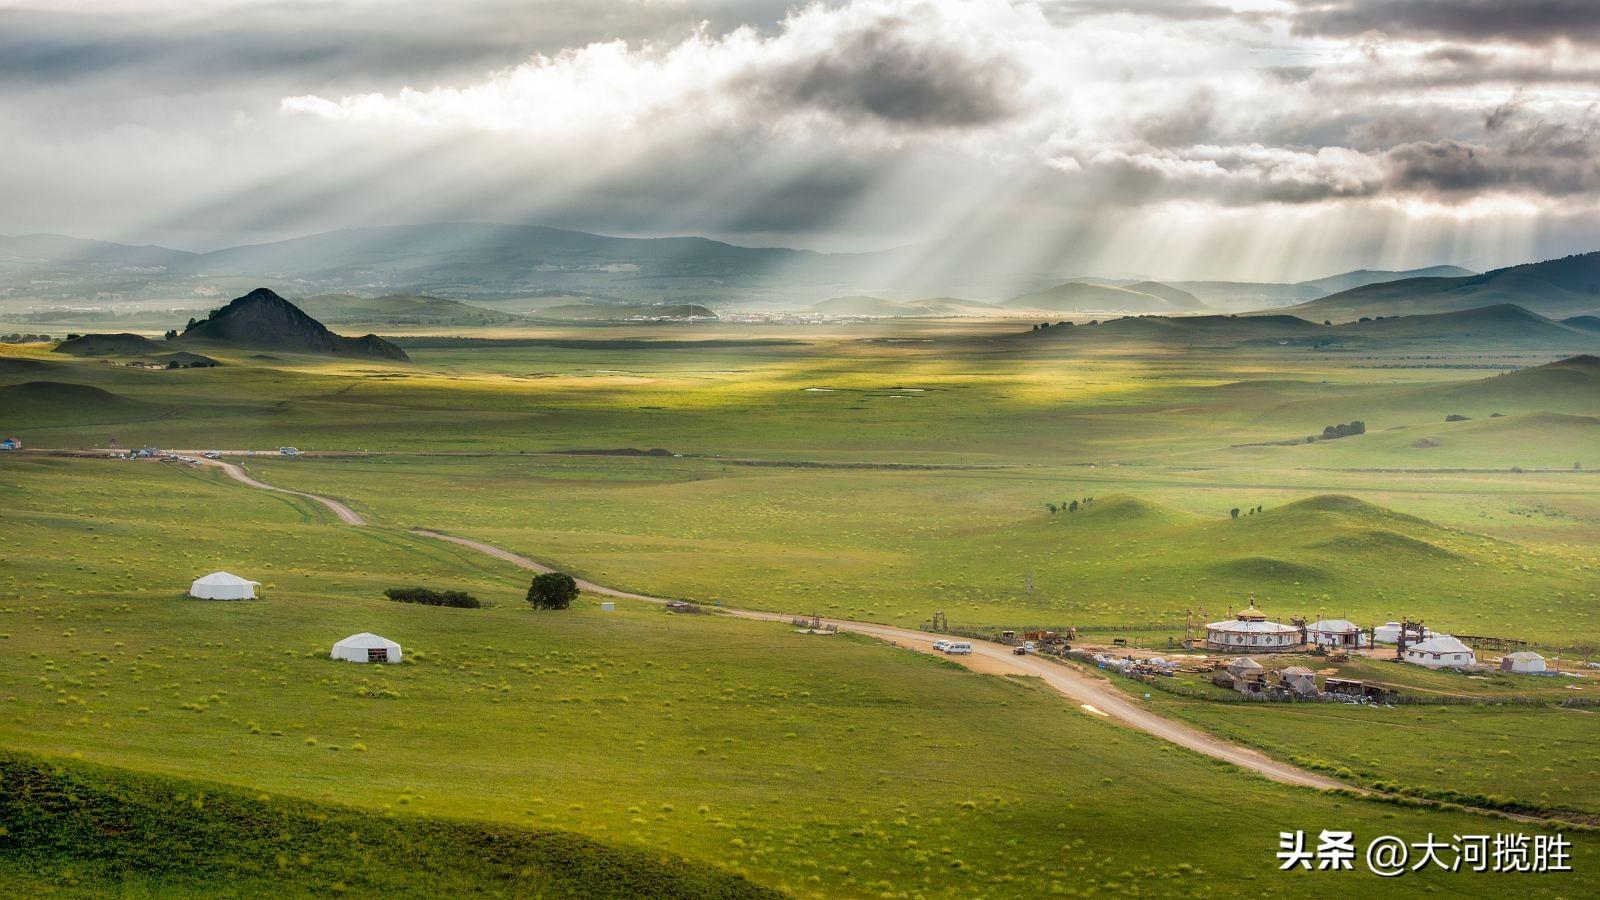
[1306, 619, 1368, 649]
[1402, 635, 1475, 669]
[1205, 604, 1301, 652]
[1500, 651, 1547, 674]
[189, 571, 259, 600]
[1279, 666, 1318, 697]
[331, 633, 403, 664]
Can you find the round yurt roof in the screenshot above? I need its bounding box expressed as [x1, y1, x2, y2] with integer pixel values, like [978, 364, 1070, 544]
[193, 571, 259, 586]
[1227, 656, 1264, 671]
[1408, 635, 1472, 655]
[333, 632, 401, 650]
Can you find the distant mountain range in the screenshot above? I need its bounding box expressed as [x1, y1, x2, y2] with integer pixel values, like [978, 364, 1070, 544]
[1283, 252, 1600, 321]
[0, 222, 1495, 314]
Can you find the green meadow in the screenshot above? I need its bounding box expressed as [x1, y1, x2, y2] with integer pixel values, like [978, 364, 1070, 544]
[5, 328, 1600, 895]
[1, 457, 1596, 897]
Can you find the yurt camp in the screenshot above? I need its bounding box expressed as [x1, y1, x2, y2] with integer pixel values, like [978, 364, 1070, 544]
[331, 633, 403, 664]
[189, 571, 260, 600]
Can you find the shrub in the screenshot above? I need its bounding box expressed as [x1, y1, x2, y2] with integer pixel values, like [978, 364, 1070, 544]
[527, 573, 578, 610]
[383, 587, 480, 609]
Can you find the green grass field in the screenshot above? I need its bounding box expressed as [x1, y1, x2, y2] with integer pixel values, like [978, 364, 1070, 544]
[5, 327, 1600, 895]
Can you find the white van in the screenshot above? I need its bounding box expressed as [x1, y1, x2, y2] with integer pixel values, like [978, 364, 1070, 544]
[944, 642, 973, 655]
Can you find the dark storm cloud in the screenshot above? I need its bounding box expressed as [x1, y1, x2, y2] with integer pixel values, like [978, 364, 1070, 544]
[741, 12, 1025, 128]
[1383, 116, 1600, 196]
[1290, 1, 1600, 45]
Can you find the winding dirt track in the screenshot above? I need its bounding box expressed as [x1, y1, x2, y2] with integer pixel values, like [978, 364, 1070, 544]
[198, 458, 1345, 789]
[413, 531, 1343, 789]
[204, 459, 366, 525]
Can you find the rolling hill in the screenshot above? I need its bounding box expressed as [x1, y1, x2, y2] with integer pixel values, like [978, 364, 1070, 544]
[1004, 282, 1193, 313]
[294, 293, 529, 326]
[536, 303, 718, 320]
[1325, 304, 1598, 345]
[1294, 265, 1475, 295]
[810, 295, 996, 317]
[1284, 251, 1600, 321]
[52, 332, 167, 357]
[1022, 313, 1322, 344]
[0, 380, 157, 424]
[0, 750, 776, 899]
[1120, 281, 1207, 310]
[178, 288, 409, 360]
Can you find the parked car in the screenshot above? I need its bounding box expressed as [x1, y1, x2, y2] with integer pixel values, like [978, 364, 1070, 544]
[1013, 646, 1030, 655]
[932, 640, 951, 652]
[202, 450, 221, 459]
[279, 446, 301, 457]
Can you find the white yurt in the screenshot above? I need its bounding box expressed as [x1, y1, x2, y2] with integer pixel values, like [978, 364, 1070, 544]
[189, 571, 260, 600]
[1373, 621, 1432, 644]
[1500, 651, 1547, 674]
[1306, 619, 1368, 649]
[331, 632, 403, 664]
[1205, 604, 1301, 652]
[1402, 635, 1476, 669]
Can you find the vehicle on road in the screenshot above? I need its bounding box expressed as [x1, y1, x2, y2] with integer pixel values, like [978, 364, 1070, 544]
[944, 642, 973, 655]
[279, 446, 301, 457]
[203, 450, 221, 459]
[932, 640, 951, 652]
[1013, 646, 1030, 655]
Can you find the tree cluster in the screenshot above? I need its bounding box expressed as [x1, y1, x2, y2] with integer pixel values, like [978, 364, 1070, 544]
[1, 333, 51, 343]
[526, 572, 578, 610]
[383, 586, 481, 608]
[1319, 421, 1366, 440]
[1046, 497, 1094, 514]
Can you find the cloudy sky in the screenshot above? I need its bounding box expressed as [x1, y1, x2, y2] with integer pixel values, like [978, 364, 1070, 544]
[3, 0, 1598, 280]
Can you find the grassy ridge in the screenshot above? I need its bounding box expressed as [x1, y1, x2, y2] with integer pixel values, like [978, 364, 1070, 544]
[0, 749, 778, 898]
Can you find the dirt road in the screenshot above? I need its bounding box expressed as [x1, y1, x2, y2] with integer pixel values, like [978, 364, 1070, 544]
[413, 529, 1343, 790]
[203, 458, 367, 526]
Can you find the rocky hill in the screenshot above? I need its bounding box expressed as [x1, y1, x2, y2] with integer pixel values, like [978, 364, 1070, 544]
[178, 288, 408, 360]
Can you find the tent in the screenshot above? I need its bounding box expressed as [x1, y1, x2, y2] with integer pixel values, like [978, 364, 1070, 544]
[1500, 651, 1547, 674]
[189, 571, 260, 600]
[331, 632, 403, 664]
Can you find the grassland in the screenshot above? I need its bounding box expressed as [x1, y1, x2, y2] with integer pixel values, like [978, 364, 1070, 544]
[6, 324, 1600, 894]
[0, 750, 775, 898]
[2, 457, 1596, 896]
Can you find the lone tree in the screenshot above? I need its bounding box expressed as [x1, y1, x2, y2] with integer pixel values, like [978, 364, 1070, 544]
[527, 572, 578, 610]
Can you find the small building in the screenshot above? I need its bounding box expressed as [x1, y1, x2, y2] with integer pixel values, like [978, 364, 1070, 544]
[1224, 656, 1267, 693]
[189, 571, 260, 600]
[1402, 635, 1476, 669]
[331, 632, 402, 664]
[1279, 666, 1318, 697]
[1373, 621, 1432, 644]
[0, 437, 20, 451]
[1305, 618, 1368, 649]
[1205, 604, 1301, 652]
[1500, 651, 1547, 674]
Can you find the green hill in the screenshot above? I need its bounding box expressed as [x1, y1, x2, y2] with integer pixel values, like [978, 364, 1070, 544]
[52, 332, 166, 357]
[811, 295, 994, 317]
[1295, 265, 1475, 295]
[1024, 313, 1321, 344]
[1285, 251, 1600, 320]
[536, 303, 717, 320]
[0, 380, 157, 424]
[1325, 304, 1597, 346]
[1121, 280, 1207, 310]
[295, 293, 529, 326]
[0, 750, 776, 899]
[1004, 282, 1182, 313]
